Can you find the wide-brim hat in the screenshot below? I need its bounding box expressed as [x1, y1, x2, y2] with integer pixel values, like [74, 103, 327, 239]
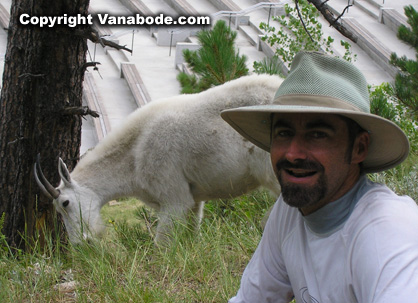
[221, 51, 409, 173]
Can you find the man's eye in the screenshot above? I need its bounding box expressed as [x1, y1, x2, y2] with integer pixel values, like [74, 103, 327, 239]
[274, 130, 293, 138]
[311, 131, 327, 138]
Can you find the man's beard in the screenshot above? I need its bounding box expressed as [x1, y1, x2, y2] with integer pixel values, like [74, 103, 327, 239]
[276, 159, 327, 209]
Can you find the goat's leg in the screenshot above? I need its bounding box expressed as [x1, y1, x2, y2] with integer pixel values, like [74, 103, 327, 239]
[192, 201, 205, 231]
[154, 213, 174, 246]
[154, 200, 194, 246]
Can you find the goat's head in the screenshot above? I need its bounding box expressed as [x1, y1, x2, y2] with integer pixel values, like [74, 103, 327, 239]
[34, 155, 105, 244]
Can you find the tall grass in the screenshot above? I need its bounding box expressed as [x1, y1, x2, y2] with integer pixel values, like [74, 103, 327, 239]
[370, 152, 418, 202]
[0, 191, 274, 303]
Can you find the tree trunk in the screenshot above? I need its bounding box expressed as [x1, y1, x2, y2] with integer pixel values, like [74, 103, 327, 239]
[0, 0, 89, 250]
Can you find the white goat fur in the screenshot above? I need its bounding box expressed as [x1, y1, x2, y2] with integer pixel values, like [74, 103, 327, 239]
[54, 74, 283, 244]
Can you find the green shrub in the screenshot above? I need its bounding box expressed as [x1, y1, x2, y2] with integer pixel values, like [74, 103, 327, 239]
[369, 82, 418, 202]
[178, 20, 248, 94]
[253, 56, 285, 76]
[369, 82, 418, 152]
[259, 0, 355, 67]
[390, 5, 418, 118]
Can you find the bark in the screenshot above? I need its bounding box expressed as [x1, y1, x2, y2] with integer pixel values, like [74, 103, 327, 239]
[307, 0, 358, 43]
[0, 0, 89, 250]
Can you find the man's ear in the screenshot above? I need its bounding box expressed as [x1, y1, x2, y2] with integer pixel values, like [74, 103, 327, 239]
[351, 131, 370, 164]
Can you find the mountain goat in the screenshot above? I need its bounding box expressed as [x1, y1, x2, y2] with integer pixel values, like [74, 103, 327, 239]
[34, 74, 283, 245]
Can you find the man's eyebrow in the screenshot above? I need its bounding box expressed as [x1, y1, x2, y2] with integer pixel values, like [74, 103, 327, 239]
[272, 120, 292, 129]
[272, 118, 337, 131]
[306, 120, 336, 131]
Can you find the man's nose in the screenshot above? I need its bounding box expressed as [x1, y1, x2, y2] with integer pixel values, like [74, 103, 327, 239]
[285, 136, 308, 162]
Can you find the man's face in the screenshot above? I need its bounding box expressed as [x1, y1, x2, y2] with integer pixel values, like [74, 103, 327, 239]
[270, 113, 369, 215]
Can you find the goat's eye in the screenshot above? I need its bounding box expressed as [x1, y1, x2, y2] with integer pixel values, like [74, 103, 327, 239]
[63, 200, 70, 207]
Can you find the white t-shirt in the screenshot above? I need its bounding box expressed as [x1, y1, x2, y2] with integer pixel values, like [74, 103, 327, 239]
[230, 177, 418, 303]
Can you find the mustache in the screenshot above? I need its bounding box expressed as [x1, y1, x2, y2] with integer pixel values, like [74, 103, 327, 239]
[275, 159, 324, 172]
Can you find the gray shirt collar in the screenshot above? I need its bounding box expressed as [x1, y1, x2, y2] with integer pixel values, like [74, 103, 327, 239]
[302, 175, 372, 236]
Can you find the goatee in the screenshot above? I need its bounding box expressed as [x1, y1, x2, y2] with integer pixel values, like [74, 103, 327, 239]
[276, 159, 327, 209]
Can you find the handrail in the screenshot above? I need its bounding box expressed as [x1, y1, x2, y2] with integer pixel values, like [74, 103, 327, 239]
[107, 29, 138, 40]
[211, 1, 290, 18]
[106, 0, 290, 38]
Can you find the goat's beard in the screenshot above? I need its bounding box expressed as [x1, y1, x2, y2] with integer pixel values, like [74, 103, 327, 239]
[276, 160, 327, 209]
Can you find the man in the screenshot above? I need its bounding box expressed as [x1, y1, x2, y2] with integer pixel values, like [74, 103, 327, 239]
[221, 51, 418, 302]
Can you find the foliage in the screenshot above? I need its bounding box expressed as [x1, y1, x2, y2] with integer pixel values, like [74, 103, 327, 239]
[204, 190, 276, 237]
[253, 56, 285, 76]
[369, 83, 398, 120]
[390, 5, 418, 118]
[177, 72, 207, 94]
[369, 82, 418, 200]
[259, 0, 355, 68]
[0, 213, 10, 256]
[369, 82, 418, 152]
[370, 153, 418, 202]
[177, 20, 249, 94]
[0, 192, 274, 302]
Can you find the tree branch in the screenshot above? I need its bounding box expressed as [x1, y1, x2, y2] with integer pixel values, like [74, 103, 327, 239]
[307, 0, 358, 43]
[62, 106, 100, 118]
[75, 27, 133, 53]
[295, 0, 315, 43]
[333, 4, 353, 25]
[81, 61, 101, 74]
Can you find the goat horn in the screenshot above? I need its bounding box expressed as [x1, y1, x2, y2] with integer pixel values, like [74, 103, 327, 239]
[33, 154, 60, 199]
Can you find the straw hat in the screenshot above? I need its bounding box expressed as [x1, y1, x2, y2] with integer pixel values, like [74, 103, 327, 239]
[221, 51, 409, 173]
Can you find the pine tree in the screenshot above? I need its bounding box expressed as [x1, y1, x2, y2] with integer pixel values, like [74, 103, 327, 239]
[390, 5, 418, 117]
[177, 20, 248, 94]
[0, 0, 90, 250]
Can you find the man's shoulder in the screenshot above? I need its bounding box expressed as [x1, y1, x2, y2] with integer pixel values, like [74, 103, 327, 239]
[356, 180, 417, 214]
[348, 180, 418, 235]
[347, 184, 418, 303]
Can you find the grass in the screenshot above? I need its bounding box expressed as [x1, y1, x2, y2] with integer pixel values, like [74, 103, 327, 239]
[369, 151, 418, 202]
[0, 153, 416, 303]
[0, 191, 274, 303]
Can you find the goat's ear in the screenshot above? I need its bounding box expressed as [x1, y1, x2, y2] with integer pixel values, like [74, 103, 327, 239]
[58, 158, 72, 186]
